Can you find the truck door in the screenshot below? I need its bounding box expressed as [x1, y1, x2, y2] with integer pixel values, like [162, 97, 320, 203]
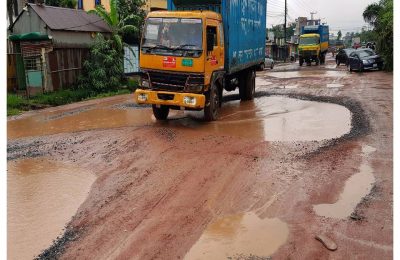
[205, 20, 223, 86]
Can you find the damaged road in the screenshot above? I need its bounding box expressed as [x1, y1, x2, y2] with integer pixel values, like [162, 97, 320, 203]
[7, 57, 393, 259]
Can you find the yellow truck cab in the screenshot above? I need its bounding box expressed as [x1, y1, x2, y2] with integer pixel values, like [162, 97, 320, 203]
[135, 11, 221, 120]
[134, 0, 267, 121]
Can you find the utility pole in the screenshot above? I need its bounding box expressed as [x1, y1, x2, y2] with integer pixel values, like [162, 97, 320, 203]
[284, 0, 287, 61]
[310, 11, 317, 24]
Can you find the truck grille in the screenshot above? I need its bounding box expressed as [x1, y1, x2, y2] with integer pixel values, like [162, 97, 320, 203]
[147, 71, 204, 92]
[300, 50, 317, 56]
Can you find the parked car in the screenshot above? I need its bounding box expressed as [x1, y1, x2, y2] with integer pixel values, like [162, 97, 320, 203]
[264, 55, 274, 69]
[347, 49, 383, 72]
[336, 48, 355, 65]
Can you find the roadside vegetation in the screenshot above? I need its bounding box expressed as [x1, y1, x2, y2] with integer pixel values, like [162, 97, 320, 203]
[363, 0, 393, 71]
[7, 0, 144, 117]
[7, 87, 135, 116]
[78, 0, 144, 91]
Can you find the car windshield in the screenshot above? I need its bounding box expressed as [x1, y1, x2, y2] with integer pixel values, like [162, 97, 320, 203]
[299, 37, 319, 45]
[344, 49, 354, 55]
[142, 18, 203, 51]
[357, 49, 375, 58]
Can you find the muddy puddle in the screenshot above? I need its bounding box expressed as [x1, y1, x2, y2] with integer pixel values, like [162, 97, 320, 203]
[265, 70, 347, 79]
[313, 145, 376, 219]
[185, 212, 289, 259]
[327, 83, 344, 88]
[7, 157, 96, 260]
[8, 95, 351, 142]
[174, 96, 351, 141]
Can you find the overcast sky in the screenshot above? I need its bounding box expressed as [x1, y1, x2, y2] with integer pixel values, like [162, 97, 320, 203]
[266, 0, 377, 35]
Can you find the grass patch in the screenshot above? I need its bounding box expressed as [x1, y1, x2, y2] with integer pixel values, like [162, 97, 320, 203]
[7, 86, 133, 116]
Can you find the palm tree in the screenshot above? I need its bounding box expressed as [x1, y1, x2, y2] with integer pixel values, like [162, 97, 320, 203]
[88, 0, 141, 52]
[7, 0, 18, 28]
[363, 2, 382, 27]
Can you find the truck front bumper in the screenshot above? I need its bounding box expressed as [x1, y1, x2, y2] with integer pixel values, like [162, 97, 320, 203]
[134, 89, 206, 110]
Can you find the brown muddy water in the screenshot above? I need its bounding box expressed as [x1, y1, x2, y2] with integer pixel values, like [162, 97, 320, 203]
[185, 212, 289, 259]
[265, 70, 347, 79]
[8, 96, 351, 142]
[7, 157, 96, 260]
[313, 145, 376, 219]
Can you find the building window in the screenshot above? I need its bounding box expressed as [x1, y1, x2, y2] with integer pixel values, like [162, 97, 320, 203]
[95, 0, 101, 6]
[78, 0, 83, 9]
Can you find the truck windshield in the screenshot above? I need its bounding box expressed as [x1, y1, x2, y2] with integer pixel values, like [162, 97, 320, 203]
[142, 18, 203, 54]
[299, 37, 319, 45]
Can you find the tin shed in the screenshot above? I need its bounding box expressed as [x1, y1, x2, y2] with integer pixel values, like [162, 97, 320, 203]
[9, 3, 112, 94]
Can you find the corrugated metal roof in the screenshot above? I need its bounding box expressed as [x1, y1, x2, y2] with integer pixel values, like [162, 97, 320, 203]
[29, 4, 112, 33]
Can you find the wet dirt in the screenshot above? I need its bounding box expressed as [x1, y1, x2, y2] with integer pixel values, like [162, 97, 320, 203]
[265, 70, 348, 79]
[327, 83, 344, 88]
[174, 96, 351, 142]
[7, 157, 95, 260]
[313, 145, 376, 219]
[8, 95, 352, 143]
[185, 212, 289, 259]
[7, 96, 152, 140]
[7, 57, 393, 260]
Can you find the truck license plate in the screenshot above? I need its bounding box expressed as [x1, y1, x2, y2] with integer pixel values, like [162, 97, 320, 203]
[373, 63, 377, 68]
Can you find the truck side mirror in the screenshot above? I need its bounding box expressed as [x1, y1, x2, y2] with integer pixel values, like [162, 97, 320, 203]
[207, 34, 214, 52]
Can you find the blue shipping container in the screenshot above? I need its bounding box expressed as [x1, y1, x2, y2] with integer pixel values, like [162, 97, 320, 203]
[167, 0, 267, 75]
[301, 25, 329, 44]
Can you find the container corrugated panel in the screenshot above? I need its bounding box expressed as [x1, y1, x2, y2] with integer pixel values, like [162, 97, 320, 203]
[301, 25, 329, 44]
[168, 0, 266, 75]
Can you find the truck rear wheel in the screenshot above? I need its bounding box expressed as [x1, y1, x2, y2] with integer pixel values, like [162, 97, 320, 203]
[152, 105, 169, 120]
[239, 70, 255, 101]
[204, 82, 220, 121]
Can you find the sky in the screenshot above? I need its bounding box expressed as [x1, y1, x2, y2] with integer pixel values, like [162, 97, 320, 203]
[267, 0, 377, 35]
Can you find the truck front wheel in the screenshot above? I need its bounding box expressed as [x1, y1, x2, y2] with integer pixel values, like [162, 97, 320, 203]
[152, 105, 169, 120]
[321, 54, 326, 64]
[239, 70, 255, 101]
[204, 82, 220, 121]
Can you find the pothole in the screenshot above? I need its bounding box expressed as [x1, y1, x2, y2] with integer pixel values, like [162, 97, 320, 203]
[177, 96, 352, 142]
[8, 96, 352, 142]
[265, 70, 347, 79]
[7, 157, 96, 260]
[184, 212, 289, 259]
[313, 145, 376, 219]
[327, 83, 344, 88]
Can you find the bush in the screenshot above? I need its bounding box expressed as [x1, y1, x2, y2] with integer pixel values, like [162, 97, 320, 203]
[127, 78, 139, 91]
[30, 89, 93, 106]
[78, 34, 124, 91]
[7, 94, 28, 109]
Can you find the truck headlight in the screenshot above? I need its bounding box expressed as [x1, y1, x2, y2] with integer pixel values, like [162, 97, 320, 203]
[137, 93, 148, 102]
[183, 96, 196, 106]
[141, 78, 150, 88]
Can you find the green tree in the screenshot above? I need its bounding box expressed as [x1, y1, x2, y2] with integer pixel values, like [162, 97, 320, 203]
[337, 30, 342, 40]
[79, 0, 144, 91]
[363, 0, 393, 71]
[117, 0, 146, 44]
[363, 3, 382, 27]
[88, 0, 142, 52]
[79, 34, 124, 91]
[45, 0, 77, 8]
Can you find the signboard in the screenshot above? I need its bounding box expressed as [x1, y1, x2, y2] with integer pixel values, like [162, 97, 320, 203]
[163, 56, 176, 68]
